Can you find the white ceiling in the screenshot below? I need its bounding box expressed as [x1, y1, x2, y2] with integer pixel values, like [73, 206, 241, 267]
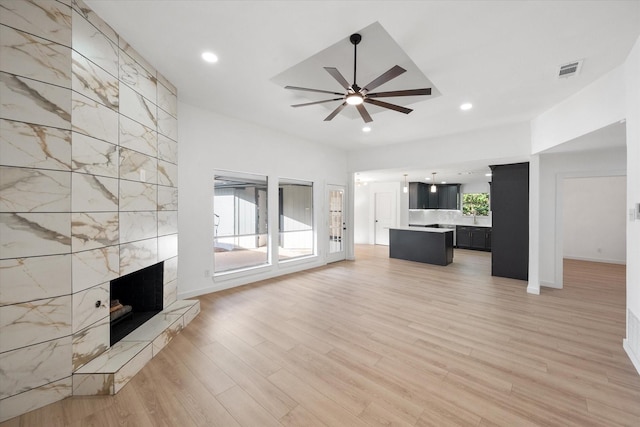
[86, 0, 639, 182]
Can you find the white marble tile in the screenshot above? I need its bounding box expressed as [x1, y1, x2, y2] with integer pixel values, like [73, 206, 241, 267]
[71, 212, 118, 252]
[114, 342, 152, 393]
[0, 119, 71, 170]
[0, 25, 71, 88]
[72, 372, 112, 395]
[0, 166, 71, 212]
[75, 341, 147, 373]
[163, 256, 178, 284]
[184, 302, 201, 326]
[72, 282, 109, 333]
[0, 254, 71, 306]
[71, 9, 118, 77]
[157, 74, 176, 96]
[119, 83, 157, 130]
[157, 80, 177, 118]
[163, 280, 177, 308]
[72, 316, 109, 371]
[151, 316, 183, 356]
[0, 294, 72, 353]
[71, 132, 118, 178]
[0, 0, 72, 47]
[71, 0, 117, 44]
[119, 147, 157, 184]
[119, 238, 158, 276]
[119, 38, 156, 79]
[0, 212, 71, 258]
[71, 172, 118, 212]
[0, 377, 72, 423]
[157, 108, 177, 141]
[121, 312, 181, 343]
[0, 72, 71, 130]
[71, 50, 118, 110]
[71, 91, 118, 145]
[119, 49, 157, 103]
[119, 114, 156, 157]
[71, 245, 119, 293]
[119, 211, 157, 244]
[157, 210, 177, 236]
[158, 233, 178, 261]
[157, 186, 177, 211]
[157, 160, 177, 187]
[119, 180, 156, 211]
[163, 299, 198, 317]
[157, 133, 177, 164]
[0, 336, 72, 399]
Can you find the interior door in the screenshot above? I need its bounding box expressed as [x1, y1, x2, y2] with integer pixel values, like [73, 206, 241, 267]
[327, 185, 346, 263]
[374, 191, 395, 245]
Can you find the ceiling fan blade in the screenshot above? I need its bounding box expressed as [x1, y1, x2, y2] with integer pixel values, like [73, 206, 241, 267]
[367, 88, 432, 98]
[324, 67, 351, 91]
[324, 102, 347, 121]
[365, 98, 413, 114]
[285, 85, 344, 96]
[356, 104, 373, 123]
[292, 98, 343, 107]
[362, 65, 406, 93]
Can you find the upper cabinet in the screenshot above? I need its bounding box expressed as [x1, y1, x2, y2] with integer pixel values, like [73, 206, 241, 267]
[409, 182, 460, 210]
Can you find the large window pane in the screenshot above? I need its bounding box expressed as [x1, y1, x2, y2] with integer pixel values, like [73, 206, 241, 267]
[214, 172, 268, 273]
[279, 179, 313, 261]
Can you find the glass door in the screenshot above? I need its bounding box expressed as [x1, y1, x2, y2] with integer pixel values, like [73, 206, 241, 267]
[327, 185, 346, 262]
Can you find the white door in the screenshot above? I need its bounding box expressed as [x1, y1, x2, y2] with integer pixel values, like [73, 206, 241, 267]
[327, 185, 346, 263]
[374, 192, 395, 245]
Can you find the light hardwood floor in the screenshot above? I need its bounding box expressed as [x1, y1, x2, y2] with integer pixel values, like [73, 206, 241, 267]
[3, 246, 639, 426]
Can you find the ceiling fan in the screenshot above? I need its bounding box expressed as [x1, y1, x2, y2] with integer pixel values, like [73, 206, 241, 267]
[285, 33, 432, 123]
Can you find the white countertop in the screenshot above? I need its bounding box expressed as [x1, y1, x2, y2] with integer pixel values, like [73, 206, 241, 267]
[411, 223, 492, 228]
[392, 226, 453, 233]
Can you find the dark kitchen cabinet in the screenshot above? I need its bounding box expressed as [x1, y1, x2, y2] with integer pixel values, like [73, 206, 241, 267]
[490, 162, 529, 281]
[409, 183, 460, 210]
[456, 226, 491, 251]
[409, 182, 428, 209]
[438, 184, 460, 210]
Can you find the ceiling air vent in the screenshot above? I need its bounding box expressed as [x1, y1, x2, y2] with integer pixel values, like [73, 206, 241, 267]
[558, 60, 583, 78]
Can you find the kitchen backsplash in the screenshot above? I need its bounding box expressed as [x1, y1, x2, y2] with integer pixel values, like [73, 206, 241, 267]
[409, 209, 492, 226]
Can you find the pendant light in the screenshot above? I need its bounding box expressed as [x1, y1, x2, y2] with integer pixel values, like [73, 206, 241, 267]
[403, 174, 408, 193]
[430, 172, 437, 193]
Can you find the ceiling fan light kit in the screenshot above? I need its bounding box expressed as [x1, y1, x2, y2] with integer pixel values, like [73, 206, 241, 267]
[285, 33, 432, 123]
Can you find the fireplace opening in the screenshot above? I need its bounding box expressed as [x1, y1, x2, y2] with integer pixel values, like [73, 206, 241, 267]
[110, 262, 163, 346]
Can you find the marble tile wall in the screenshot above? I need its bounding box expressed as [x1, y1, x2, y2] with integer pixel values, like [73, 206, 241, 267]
[0, 0, 179, 421]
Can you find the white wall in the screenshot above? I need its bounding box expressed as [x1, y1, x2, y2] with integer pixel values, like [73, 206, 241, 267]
[178, 102, 348, 298]
[563, 176, 626, 264]
[353, 181, 401, 244]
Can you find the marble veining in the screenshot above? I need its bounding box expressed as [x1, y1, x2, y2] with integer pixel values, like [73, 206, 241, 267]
[71, 0, 117, 45]
[72, 316, 108, 371]
[157, 81, 177, 118]
[157, 186, 177, 211]
[113, 344, 152, 393]
[157, 133, 177, 164]
[119, 180, 156, 211]
[157, 160, 177, 187]
[0, 166, 71, 212]
[71, 91, 118, 145]
[71, 245, 118, 293]
[0, 72, 72, 129]
[71, 50, 118, 110]
[119, 38, 155, 79]
[158, 210, 177, 236]
[119, 50, 157, 103]
[119, 83, 157, 130]
[119, 148, 157, 184]
[163, 256, 178, 284]
[0, 25, 72, 88]
[119, 238, 158, 276]
[71, 172, 118, 212]
[72, 281, 108, 333]
[119, 114, 156, 157]
[0, 212, 71, 258]
[71, 132, 118, 178]
[157, 74, 176, 96]
[0, 294, 72, 353]
[0, 336, 72, 399]
[0, 0, 72, 47]
[71, 212, 118, 251]
[0, 254, 71, 306]
[71, 9, 118, 78]
[119, 211, 157, 244]
[163, 281, 177, 308]
[72, 372, 112, 396]
[158, 233, 178, 261]
[157, 108, 177, 141]
[0, 377, 72, 423]
[0, 119, 71, 170]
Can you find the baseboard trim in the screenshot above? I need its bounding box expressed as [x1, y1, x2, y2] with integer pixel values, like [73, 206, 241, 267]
[623, 339, 640, 376]
[563, 255, 626, 265]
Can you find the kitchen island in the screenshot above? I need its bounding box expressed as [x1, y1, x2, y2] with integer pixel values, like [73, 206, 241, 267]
[389, 226, 454, 266]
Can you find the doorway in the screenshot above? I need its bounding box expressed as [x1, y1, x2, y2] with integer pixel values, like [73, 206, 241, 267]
[327, 185, 346, 263]
[374, 191, 396, 245]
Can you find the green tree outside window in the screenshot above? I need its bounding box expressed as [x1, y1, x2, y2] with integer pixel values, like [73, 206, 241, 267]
[462, 193, 490, 216]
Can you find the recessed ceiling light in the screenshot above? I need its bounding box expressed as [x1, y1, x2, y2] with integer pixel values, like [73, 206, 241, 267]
[485, 173, 492, 177]
[201, 51, 218, 63]
[441, 181, 447, 184]
[362, 126, 371, 132]
[460, 103, 473, 111]
[425, 177, 431, 181]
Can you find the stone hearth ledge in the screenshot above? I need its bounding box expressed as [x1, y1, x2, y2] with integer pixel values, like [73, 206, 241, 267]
[72, 299, 200, 395]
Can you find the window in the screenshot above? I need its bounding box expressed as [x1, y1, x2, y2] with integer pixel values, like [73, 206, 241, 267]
[462, 193, 490, 216]
[279, 179, 314, 261]
[214, 172, 268, 273]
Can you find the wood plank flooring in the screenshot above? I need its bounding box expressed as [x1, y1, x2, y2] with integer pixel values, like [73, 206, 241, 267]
[3, 246, 639, 426]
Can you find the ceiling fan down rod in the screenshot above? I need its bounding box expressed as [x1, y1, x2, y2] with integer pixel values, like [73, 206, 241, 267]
[350, 33, 361, 91]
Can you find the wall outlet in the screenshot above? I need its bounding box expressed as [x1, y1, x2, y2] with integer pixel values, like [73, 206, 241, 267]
[204, 269, 210, 277]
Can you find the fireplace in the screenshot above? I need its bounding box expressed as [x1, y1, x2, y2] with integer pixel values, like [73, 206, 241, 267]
[110, 262, 164, 346]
